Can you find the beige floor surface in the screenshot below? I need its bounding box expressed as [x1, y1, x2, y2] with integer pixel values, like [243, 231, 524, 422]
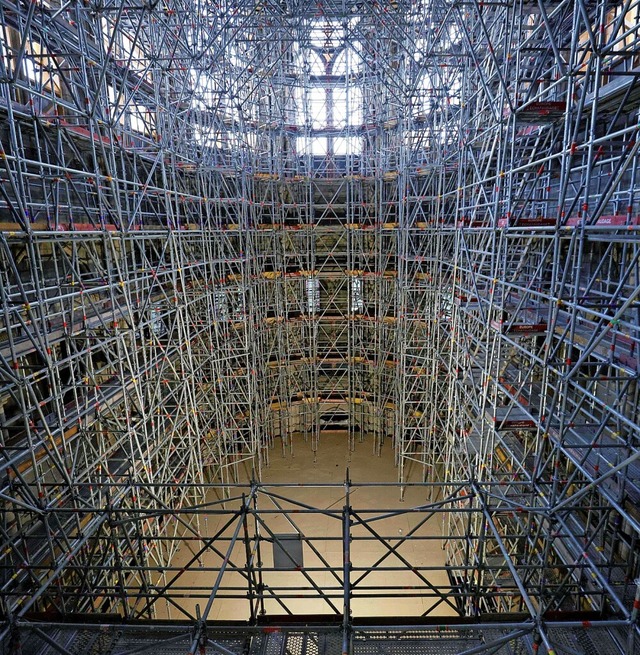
[151, 432, 454, 622]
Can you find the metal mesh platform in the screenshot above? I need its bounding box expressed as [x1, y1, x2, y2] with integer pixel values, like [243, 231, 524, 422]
[11, 626, 246, 655]
[6, 621, 638, 655]
[248, 630, 343, 654]
[352, 627, 523, 655]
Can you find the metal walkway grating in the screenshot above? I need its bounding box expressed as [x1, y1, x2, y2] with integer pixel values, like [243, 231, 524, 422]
[353, 628, 511, 655]
[249, 630, 343, 654]
[7, 621, 638, 655]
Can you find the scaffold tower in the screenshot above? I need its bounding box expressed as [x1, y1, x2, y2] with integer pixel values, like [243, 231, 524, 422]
[1, 0, 640, 652]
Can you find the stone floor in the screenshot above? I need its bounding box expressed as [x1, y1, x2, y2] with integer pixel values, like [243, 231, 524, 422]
[152, 432, 452, 622]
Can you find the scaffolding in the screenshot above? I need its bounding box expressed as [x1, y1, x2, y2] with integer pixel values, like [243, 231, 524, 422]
[441, 0, 640, 625]
[1, 0, 640, 651]
[2, 479, 640, 654]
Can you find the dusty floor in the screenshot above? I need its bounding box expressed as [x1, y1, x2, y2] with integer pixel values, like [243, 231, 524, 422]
[150, 432, 453, 621]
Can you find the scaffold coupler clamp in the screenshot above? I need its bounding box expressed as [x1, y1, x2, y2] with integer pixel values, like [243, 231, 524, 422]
[193, 604, 207, 654]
